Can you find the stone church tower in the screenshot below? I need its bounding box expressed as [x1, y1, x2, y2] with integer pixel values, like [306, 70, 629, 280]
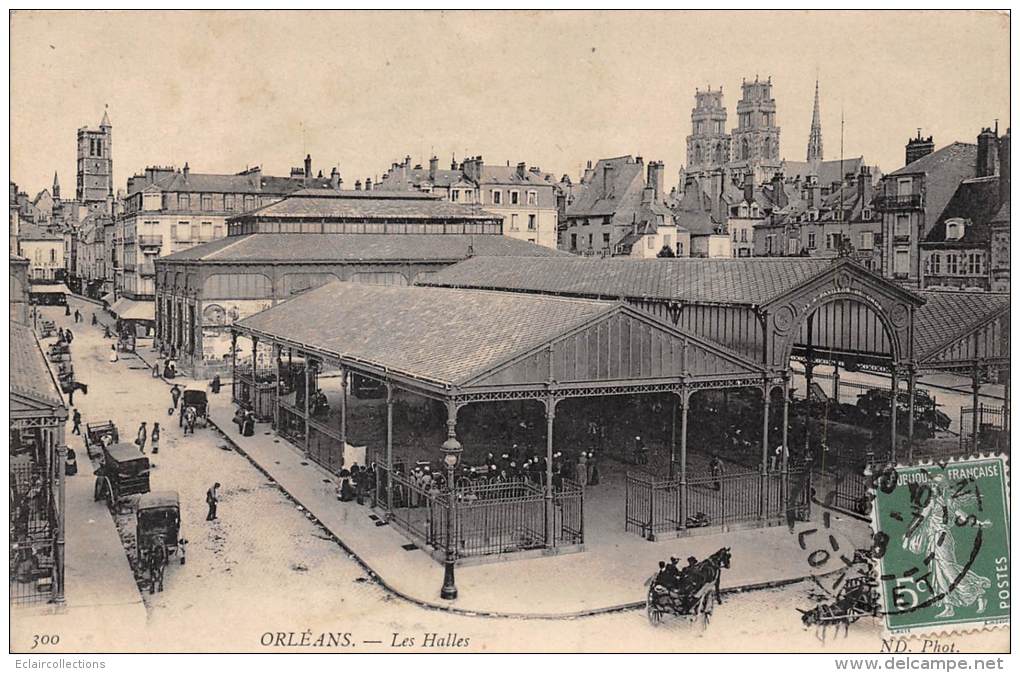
[685, 86, 731, 174]
[729, 76, 781, 184]
[76, 107, 113, 215]
[806, 79, 823, 163]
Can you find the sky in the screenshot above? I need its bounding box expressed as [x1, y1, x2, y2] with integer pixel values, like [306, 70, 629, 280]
[10, 10, 1011, 199]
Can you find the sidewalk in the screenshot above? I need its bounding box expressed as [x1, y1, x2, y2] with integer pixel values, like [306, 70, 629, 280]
[201, 390, 871, 618]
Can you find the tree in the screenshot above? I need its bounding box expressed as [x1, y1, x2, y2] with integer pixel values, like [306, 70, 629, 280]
[657, 245, 676, 258]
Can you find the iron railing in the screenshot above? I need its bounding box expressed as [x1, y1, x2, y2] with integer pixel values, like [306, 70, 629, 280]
[10, 538, 57, 605]
[876, 194, 922, 210]
[959, 404, 1008, 454]
[625, 469, 810, 540]
[138, 234, 164, 247]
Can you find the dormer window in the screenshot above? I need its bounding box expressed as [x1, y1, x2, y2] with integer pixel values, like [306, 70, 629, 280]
[750, 205, 760, 217]
[862, 208, 872, 221]
[739, 205, 748, 217]
[945, 218, 967, 241]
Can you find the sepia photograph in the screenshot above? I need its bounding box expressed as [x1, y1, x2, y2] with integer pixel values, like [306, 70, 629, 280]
[7, 8, 1012, 661]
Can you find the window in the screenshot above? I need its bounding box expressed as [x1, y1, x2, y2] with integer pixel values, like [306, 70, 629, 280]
[450, 189, 460, 202]
[587, 234, 593, 248]
[50, 249, 56, 263]
[968, 252, 983, 275]
[491, 190, 502, 205]
[510, 190, 520, 205]
[201, 221, 213, 240]
[894, 250, 910, 275]
[895, 214, 910, 237]
[946, 253, 959, 275]
[201, 194, 213, 211]
[463, 190, 473, 202]
[570, 233, 577, 250]
[527, 190, 537, 206]
[602, 232, 610, 248]
[677, 241, 684, 255]
[647, 236, 655, 250]
[213, 224, 225, 239]
[243, 195, 256, 211]
[859, 231, 874, 250]
[225, 194, 236, 211]
[931, 253, 941, 275]
[179, 193, 190, 210]
[807, 233, 816, 249]
[664, 234, 672, 248]
[191, 223, 200, 241]
[897, 178, 913, 197]
[510, 214, 519, 231]
[862, 208, 872, 221]
[528, 214, 536, 230]
[826, 233, 836, 250]
[732, 229, 738, 242]
[740, 229, 747, 243]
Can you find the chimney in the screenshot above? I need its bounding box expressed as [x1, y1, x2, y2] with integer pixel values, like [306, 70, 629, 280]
[857, 165, 873, 206]
[770, 172, 788, 209]
[905, 129, 935, 166]
[742, 175, 753, 205]
[429, 156, 438, 182]
[183, 162, 190, 180]
[330, 167, 340, 190]
[642, 185, 654, 204]
[451, 155, 458, 170]
[603, 162, 615, 195]
[647, 161, 664, 202]
[404, 155, 412, 168]
[998, 128, 1010, 206]
[365, 177, 373, 191]
[976, 127, 999, 178]
[354, 179, 362, 191]
[516, 162, 526, 179]
[635, 156, 643, 165]
[304, 154, 312, 179]
[463, 156, 483, 183]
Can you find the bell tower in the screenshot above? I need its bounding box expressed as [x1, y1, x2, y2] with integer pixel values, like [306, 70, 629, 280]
[76, 106, 113, 215]
[729, 76, 782, 184]
[685, 86, 731, 176]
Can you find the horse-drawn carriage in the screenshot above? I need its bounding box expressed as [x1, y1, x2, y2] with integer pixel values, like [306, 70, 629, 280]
[47, 341, 71, 363]
[646, 547, 731, 627]
[93, 443, 150, 511]
[84, 420, 119, 459]
[135, 491, 186, 594]
[799, 551, 879, 640]
[38, 319, 57, 339]
[179, 389, 209, 431]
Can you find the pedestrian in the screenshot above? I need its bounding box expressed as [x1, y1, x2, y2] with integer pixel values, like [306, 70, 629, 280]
[91, 313, 97, 326]
[135, 422, 148, 453]
[710, 455, 724, 492]
[170, 384, 182, 411]
[74, 309, 81, 323]
[151, 423, 160, 454]
[71, 409, 82, 435]
[206, 482, 220, 521]
[64, 304, 71, 317]
[108, 344, 118, 363]
[152, 359, 161, 378]
[588, 451, 600, 485]
[65, 328, 74, 344]
[209, 374, 222, 394]
[634, 435, 648, 465]
[576, 452, 588, 489]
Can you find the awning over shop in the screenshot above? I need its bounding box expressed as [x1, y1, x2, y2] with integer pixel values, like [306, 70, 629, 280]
[101, 292, 116, 304]
[110, 298, 155, 322]
[10, 322, 67, 420]
[28, 283, 70, 295]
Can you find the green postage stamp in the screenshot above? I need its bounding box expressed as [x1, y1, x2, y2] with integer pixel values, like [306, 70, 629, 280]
[871, 455, 1010, 635]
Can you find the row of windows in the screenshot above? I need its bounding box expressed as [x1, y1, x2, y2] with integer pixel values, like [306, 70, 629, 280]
[507, 214, 538, 231]
[927, 252, 985, 276]
[731, 228, 749, 243]
[489, 189, 539, 206]
[169, 221, 225, 242]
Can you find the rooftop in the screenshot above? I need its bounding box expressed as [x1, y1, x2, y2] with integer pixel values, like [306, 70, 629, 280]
[158, 232, 570, 264]
[418, 255, 839, 306]
[914, 290, 1010, 362]
[232, 190, 501, 222]
[10, 321, 65, 412]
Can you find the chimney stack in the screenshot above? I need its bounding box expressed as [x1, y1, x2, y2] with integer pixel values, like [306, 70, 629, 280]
[603, 162, 615, 195]
[365, 177, 373, 191]
[516, 162, 526, 179]
[857, 165, 873, 206]
[742, 173, 753, 205]
[183, 162, 190, 180]
[354, 179, 362, 191]
[998, 128, 1010, 206]
[976, 127, 1000, 178]
[304, 154, 312, 179]
[647, 161, 664, 202]
[905, 129, 935, 166]
[330, 167, 340, 190]
[429, 156, 438, 182]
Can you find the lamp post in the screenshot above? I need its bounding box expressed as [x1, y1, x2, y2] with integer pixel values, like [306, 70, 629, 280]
[440, 435, 462, 600]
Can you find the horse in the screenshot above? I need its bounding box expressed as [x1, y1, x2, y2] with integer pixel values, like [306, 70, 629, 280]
[64, 381, 88, 405]
[646, 547, 732, 627]
[143, 538, 169, 594]
[181, 406, 197, 435]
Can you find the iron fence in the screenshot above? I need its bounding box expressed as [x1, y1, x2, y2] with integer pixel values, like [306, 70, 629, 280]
[374, 462, 583, 558]
[10, 538, 57, 605]
[959, 404, 1008, 454]
[625, 469, 809, 539]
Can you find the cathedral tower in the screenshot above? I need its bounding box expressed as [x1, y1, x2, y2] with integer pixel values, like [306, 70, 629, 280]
[729, 76, 782, 184]
[806, 79, 823, 163]
[52, 171, 60, 201]
[76, 107, 113, 215]
[685, 86, 731, 175]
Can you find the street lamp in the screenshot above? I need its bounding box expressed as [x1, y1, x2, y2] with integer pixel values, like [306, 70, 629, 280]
[440, 435, 462, 600]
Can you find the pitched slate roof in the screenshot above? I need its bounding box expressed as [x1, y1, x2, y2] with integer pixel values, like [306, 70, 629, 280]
[235, 191, 500, 222]
[991, 198, 1010, 223]
[567, 156, 645, 218]
[127, 170, 332, 198]
[237, 282, 614, 386]
[10, 321, 65, 411]
[419, 255, 837, 306]
[888, 143, 979, 238]
[782, 157, 864, 186]
[914, 290, 1010, 361]
[923, 176, 1001, 245]
[159, 233, 570, 263]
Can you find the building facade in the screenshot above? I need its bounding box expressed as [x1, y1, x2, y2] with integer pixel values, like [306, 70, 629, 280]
[76, 110, 113, 216]
[377, 155, 559, 249]
[18, 223, 65, 281]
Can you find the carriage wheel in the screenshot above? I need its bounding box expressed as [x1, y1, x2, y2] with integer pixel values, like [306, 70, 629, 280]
[106, 483, 117, 512]
[646, 589, 664, 626]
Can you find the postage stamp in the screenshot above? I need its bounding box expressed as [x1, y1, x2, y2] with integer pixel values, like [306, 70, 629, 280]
[870, 455, 1010, 635]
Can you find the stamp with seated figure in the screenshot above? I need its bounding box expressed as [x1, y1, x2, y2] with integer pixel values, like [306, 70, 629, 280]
[870, 455, 1010, 635]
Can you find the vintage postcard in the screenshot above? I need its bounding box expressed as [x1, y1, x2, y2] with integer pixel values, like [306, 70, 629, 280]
[7, 8, 1011, 660]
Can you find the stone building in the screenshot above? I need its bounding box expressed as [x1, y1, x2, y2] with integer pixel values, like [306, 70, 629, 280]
[76, 109, 113, 216]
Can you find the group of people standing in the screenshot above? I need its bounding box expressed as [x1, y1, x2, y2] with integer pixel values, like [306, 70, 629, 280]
[336, 463, 374, 505]
[133, 421, 162, 454]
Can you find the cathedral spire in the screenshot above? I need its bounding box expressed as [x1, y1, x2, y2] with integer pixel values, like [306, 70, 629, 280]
[52, 171, 60, 201]
[807, 79, 823, 163]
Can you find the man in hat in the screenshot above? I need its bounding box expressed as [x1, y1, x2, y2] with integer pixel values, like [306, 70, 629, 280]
[206, 482, 221, 521]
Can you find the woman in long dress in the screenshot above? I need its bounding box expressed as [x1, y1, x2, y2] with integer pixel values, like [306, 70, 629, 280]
[902, 474, 991, 617]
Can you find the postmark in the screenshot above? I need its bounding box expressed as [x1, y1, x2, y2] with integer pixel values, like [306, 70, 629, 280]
[870, 455, 1010, 635]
